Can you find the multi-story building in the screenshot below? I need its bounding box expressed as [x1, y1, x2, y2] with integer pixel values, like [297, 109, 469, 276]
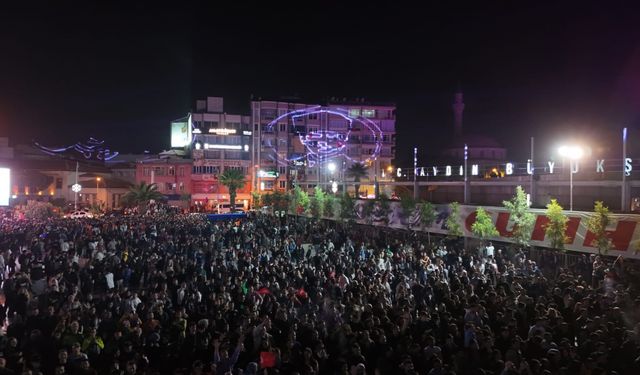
[250, 98, 396, 196]
[171, 97, 253, 209]
[135, 156, 192, 208]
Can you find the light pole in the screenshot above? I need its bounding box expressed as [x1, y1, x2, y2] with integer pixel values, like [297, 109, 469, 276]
[327, 162, 336, 190]
[374, 157, 379, 199]
[558, 145, 583, 211]
[74, 162, 79, 210]
[96, 177, 101, 207]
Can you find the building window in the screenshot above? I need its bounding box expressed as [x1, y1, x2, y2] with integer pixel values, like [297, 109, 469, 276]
[225, 150, 242, 159]
[179, 182, 184, 192]
[362, 109, 376, 118]
[56, 178, 63, 189]
[262, 109, 277, 121]
[168, 167, 175, 176]
[178, 167, 184, 177]
[279, 166, 286, 175]
[143, 167, 150, 176]
[279, 181, 286, 189]
[308, 113, 318, 120]
[279, 123, 286, 132]
[263, 180, 274, 190]
[166, 183, 173, 191]
[349, 109, 361, 117]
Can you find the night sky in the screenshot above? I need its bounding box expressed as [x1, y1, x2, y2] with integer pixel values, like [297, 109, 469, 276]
[2, 1, 639, 167]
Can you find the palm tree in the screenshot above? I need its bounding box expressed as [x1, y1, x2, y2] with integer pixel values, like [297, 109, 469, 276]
[346, 162, 368, 198]
[123, 181, 164, 213]
[219, 168, 247, 212]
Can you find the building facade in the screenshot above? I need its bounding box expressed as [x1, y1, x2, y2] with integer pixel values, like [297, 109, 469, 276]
[250, 98, 396, 196]
[135, 156, 193, 208]
[166, 97, 253, 210]
[1, 141, 131, 210]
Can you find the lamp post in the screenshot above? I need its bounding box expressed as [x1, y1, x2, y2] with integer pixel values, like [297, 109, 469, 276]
[558, 145, 583, 211]
[327, 162, 336, 193]
[96, 176, 101, 207]
[74, 162, 79, 210]
[374, 157, 379, 199]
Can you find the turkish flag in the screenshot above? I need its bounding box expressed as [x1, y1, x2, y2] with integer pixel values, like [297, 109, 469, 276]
[260, 351, 277, 368]
[257, 287, 271, 295]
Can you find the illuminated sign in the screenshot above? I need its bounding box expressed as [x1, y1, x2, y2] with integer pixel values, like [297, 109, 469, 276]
[243, 131, 252, 135]
[171, 118, 192, 147]
[258, 170, 278, 178]
[208, 128, 236, 135]
[0, 168, 9, 206]
[396, 158, 639, 179]
[203, 144, 242, 150]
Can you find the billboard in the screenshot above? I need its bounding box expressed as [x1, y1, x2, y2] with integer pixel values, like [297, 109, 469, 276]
[0, 168, 10, 206]
[170, 117, 192, 148]
[350, 201, 640, 259]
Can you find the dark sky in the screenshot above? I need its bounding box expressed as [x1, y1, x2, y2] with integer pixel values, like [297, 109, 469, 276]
[2, 1, 640, 166]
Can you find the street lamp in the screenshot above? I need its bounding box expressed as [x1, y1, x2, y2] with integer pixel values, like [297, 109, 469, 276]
[327, 162, 336, 192]
[96, 177, 101, 207]
[558, 145, 583, 211]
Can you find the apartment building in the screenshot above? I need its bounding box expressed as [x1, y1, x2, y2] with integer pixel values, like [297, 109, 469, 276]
[251, 98, 396, 196]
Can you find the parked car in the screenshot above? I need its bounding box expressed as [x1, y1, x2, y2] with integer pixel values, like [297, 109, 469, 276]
[217, 203, 246, 214]
[65, 210, 93, 219]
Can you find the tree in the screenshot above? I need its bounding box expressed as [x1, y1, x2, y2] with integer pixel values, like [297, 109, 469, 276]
[502, 186, 535, 249]
[346, 162, 368, 198]
[219, 169, 247, 212]
[587, 201, 613, 255]
[545, 199, 569, 251]
[399, 193, 417, 228]
[362, 199, 376, 224]
[261, 193, 274, 210]
[309, 186, 326, 217]
[446, 202, 463, 238]
[289, 186, 310, 215]
[324, 194, 337, 218]
[123, 182, 164, 213]
[251, 191, 261, 208]
[471, 207, 499, 247]
[24, 201, 56, 220]
[377, 193, 391, 224]
[420, 201, 437, 244]
[272, 190, 289, 213]
[339, 193, 355, 220]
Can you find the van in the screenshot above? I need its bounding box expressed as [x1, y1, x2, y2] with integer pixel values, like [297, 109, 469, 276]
[217, 203, 245, 213]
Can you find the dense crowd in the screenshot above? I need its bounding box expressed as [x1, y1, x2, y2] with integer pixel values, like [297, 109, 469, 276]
[0, 209, 639, 375]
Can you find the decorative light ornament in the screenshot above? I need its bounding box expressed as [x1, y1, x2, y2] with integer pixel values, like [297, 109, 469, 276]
[72, 184, 82, 193]
[261, 107, 383, 167]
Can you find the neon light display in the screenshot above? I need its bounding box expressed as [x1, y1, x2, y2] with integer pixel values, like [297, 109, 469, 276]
[262, 107, 383, 167]
[34, 137, 119, 161]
